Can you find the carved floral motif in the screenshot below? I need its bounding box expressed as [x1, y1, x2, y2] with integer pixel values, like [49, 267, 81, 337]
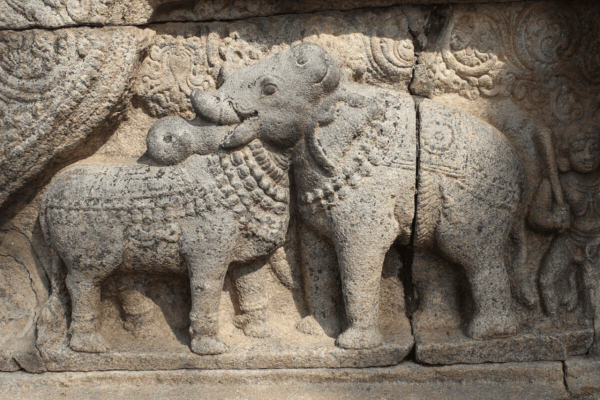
[134, 8, 415, 119]
[136, 35, 214, 119]
[416, 3, 600, 128]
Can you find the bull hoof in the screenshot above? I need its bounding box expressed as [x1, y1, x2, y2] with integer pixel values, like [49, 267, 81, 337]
[70, 331, 108, 353]
[190, 336, 229, 355]
[234, 315, 272, 339]
[335, 326, 383, 350]
[467, 313, 518, 340]
[296, 316, 326, 336]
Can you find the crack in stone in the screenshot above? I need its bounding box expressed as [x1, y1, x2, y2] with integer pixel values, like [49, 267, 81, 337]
[0, 3, 409, 32]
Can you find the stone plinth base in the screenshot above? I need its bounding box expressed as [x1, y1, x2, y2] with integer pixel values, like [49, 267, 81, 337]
[0, 361, 571, 400]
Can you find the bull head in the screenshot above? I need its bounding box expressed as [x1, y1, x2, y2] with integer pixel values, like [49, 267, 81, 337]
[191, 43, 341, 152]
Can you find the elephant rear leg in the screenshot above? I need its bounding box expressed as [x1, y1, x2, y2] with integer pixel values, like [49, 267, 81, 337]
[463, 256, 518, 339]
[66, 270, 112, 353]
[437, 228, 518, 340]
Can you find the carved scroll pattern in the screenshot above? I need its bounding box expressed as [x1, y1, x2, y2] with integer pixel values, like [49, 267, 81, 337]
[134, 8, 415, 118]
[418, 3, 600, 127]
[0, 27, 140, 210]
[0, 0, 112, 28]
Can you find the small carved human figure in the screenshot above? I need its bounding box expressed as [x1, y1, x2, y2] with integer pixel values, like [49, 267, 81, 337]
[529, 122, 600, 354]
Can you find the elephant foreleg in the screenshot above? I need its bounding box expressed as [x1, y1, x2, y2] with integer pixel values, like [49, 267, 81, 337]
[330, 204, 399, 350]
[66, 271, 110, 353]
[297, 223, 343, 337]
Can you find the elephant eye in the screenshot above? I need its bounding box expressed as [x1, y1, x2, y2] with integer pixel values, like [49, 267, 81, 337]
[262, 83, 278, 96]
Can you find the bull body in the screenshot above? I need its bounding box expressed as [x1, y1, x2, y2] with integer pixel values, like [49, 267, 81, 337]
[40, 141, 291, 354]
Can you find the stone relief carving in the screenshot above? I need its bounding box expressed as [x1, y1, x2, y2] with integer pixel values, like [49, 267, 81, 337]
[134, 9, 415, 119]
[1, 3, 599, 396]
[530, 123, 600, 355]
[412, 3, 600, 128]
[32, 42, 529, 370]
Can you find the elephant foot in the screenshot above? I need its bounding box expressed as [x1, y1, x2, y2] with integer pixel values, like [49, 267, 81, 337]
[467, 313, 518, 340]
[296, 315, 327, 336]
[515, 284, 538, 310]
[233, 311, 272, 339]
[190, 336, 229, 355]
[70, 331, 109, 353]
[335, 326, 383, 350]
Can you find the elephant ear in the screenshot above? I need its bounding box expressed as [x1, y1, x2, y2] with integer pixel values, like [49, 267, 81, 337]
[221, 119, 259, 149]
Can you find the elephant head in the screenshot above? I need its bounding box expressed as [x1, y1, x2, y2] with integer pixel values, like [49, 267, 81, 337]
[190, 43, 341, 151]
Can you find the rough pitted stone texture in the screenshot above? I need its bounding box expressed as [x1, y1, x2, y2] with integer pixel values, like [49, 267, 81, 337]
[0, 26, 145, 212]
[0, 1, 599, 396]
[0, 0, 550, 30]
[565, 356, 600, 398]
[0, 361, 569, 399]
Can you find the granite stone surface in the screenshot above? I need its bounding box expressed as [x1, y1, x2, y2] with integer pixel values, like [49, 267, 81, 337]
[0, 1, 599, 398]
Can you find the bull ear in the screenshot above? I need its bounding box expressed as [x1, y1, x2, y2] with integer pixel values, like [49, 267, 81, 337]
[221, 120, 258, 149]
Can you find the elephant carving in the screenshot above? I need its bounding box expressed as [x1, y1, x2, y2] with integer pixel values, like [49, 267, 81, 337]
[187, 43, 525, 349]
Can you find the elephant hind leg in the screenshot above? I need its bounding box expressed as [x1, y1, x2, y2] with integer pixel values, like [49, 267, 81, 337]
[437, 225, 518, 340]
[463, 257, 519, 340]
[231, 257, 271, 339]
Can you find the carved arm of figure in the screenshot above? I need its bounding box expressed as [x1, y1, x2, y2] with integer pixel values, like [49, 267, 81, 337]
[528, 127, 570, 232]
[528, 177, 570, 232]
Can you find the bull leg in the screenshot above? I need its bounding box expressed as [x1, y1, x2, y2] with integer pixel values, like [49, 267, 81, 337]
[296, 223, 343, 337]
[66, 271, 110, 353]
[187, 254, 230, 355]
[231, 257, 271, 338]
[330, 203, 399, 350]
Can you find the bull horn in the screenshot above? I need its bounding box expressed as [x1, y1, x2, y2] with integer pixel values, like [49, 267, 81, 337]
[191, 89, 240, 125]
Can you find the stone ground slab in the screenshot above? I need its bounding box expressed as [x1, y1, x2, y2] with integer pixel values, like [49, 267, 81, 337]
[41, 333, 413, 371]
[415, 328, 593, 365]
[0, 361, 568, 400]
[565, 356, 600, 398]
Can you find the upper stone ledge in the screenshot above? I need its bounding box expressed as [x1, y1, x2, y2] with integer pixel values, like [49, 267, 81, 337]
[0, 0, 538, 30]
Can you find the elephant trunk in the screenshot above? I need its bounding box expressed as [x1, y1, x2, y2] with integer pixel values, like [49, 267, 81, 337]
[191, 89, 240, 125]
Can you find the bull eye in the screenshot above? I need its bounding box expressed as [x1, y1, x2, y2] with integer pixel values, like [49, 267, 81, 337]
[163, 133, 173, 143]
[262, 83, 277, 96]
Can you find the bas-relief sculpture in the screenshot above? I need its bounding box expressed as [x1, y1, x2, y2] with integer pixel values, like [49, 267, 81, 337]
[37, 42, 523, 367]
[1, 2, 600, 397]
